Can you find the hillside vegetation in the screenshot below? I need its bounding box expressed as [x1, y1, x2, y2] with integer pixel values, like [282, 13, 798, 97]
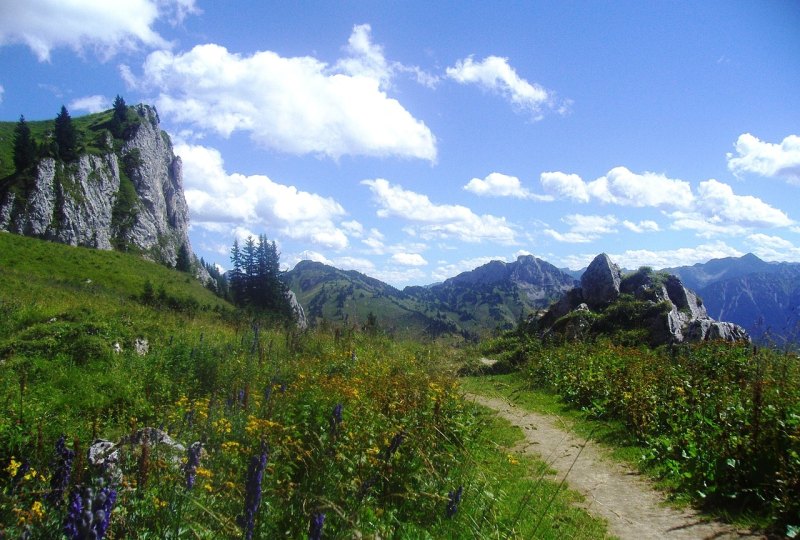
[475, 329, 800, 534]
[0, 233, 610, 539]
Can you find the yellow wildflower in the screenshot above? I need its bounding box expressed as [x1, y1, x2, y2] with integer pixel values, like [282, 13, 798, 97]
[6, 457, 20, 477]
[196, 467, 212, 479]
[153, 497, 168, 509]
[212, 418, 232, 434]
[221, 441, 241, 453]
[203, 483, 214, 493]
[31, 501, 45, 520]
[506, 454, 520, 466]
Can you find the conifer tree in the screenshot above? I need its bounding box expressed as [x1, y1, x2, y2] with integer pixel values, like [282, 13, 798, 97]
[54, 105, 78, 161]
[13, 115, 37, 172]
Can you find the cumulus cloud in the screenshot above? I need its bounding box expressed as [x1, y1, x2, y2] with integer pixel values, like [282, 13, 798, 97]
[69, 95, 108, 113]
[727, 133, 800, 183]
[446, 55, 566, 118]
[622, 220, 660, 233]
[696, 179, 792, 228]
[545, 214, 618, 243]
[541, 167, 694, 208]
[132, 25, 437, 161]
[540, 172, 589, 203]
[176, 143, 349, 249]
[362, 178, 517, 244]
[559, 241, 744, 271]
[390, 252, 428, 266]
[745, 234, 800, 262]
[0, 0, 199, 61]
[464, 172, 552, 200]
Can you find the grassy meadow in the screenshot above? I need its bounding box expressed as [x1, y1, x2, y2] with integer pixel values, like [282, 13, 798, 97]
[0, 233, 611, 539]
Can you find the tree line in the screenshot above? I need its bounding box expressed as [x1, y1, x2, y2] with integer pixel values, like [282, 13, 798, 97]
[11, 95, 130, 173]
[228, 235, 293, 320]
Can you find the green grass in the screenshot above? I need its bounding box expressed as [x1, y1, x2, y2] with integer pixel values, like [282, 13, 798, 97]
[0, 233, 613, 539]
[465, 334, 800, 535]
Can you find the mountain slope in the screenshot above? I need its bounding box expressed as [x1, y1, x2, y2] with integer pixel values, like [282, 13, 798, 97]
[284, 260, 460, 339]
[286, 255, 577, 339]
[0, 104, 195, 269]
[666, 254, 800, 343]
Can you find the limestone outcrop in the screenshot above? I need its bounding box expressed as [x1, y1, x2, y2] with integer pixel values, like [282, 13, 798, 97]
[540, 254, 750, 345]
[0, 105, 196, 271]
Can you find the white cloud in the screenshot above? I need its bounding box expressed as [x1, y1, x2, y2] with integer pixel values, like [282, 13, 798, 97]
[446, 55, 565, 118]
[134, 26, 437, 161]
[69, 95, 108, 113]
[622, 220, 660, 233]
[727, 133, 800, 184]
[558, 241, 744, 270]
[540, 171, 590, 203]
[390, 252, 428, 266]
[464, 172, 552, 200]
[545, 214, 618, 243]
[695, 179, 792, 228]
[362, 178, 517, 244]
[745, 234, 800, 262]
[431, 255, 509, 282]
[541, 167, 694, 208]
[0, 0, 199, 61]
[590, 167, 694, 208]
[176, 143, 349, 249]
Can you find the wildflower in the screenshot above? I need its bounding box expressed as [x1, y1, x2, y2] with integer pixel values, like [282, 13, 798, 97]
[48, 434, 75, 506]
[31, 500, 45, 520]
[222, 441, 242, 453]
[446, 486, 463, 518]
[63, 481, 117, 540]
[383, 431, 405, 461]
[240, 444, 269, 540]
[309, 512, 326, 540]
[6, 456, 21, 477]
[185, 442, 202, 490]
[329, 403, 343, 436]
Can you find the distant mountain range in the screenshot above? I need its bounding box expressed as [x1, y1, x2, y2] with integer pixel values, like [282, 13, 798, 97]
[286, 253, 800, 343]
[284, 255, 576, 340]
[665, 255, 800, 344]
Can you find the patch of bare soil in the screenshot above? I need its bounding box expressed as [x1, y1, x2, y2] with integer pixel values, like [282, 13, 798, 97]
[467, 393, 765, 540]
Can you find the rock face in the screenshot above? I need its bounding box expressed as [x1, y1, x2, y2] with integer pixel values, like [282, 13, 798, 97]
[540, 254, 750, 345]
[0, 105, 193, 268]
[580, 253, 622, 308]
[286, 290, 308, 330]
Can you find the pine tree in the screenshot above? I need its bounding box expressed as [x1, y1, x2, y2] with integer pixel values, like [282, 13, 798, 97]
[13, 115, 37, 172]
[229, 238, 245, 304]
[54, 105, 78, 161]
[176, 243, 192, 272]
[113, 95, 127, 122]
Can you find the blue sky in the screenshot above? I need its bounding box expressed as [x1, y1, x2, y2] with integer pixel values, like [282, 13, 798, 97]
[1, 1, 799, 286]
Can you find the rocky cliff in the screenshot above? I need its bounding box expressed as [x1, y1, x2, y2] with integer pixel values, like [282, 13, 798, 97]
[539, 253, 750, 345]
[0, 105, 193, 268]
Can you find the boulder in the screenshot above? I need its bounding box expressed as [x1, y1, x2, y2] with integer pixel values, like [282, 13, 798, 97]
[580, 253, 622, 308]
[286, 290, 308, 330]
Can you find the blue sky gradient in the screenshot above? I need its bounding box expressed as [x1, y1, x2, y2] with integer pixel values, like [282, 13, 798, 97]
[1, 1, 799, 285]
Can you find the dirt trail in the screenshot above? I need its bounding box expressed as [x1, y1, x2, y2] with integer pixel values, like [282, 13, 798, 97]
[467, 393, 764, 540]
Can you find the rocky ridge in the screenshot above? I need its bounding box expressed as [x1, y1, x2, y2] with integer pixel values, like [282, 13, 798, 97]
[0, 105, 193, 269]
[539, 253, 750, 345]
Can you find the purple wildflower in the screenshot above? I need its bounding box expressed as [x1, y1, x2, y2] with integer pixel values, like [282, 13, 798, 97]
[240, 444, 269, 540]
[185, 442, 202, 490]
[47, 434, 75, 506]
[446, 486, 463, 518]
[63, 483, 117, 540]
[383, 431, 405, 461]
[309, 512, 325, 540]
[329, 403, 343, 436]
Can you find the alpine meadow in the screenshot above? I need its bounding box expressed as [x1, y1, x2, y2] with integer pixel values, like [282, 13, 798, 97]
[1, 2, 799, 539]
